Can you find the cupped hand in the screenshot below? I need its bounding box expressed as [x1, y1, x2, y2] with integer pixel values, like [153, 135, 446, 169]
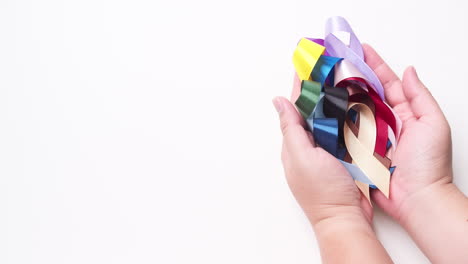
[363, 44, 453, 223]
[273, 96, 373, 226]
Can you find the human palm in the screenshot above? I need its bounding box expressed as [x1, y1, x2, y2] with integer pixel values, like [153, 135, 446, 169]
[276, 96, 373, 225]
[363, 44, 453, 221]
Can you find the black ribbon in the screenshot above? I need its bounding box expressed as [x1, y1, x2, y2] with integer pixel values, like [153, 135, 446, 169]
[323, 85, 349, 145]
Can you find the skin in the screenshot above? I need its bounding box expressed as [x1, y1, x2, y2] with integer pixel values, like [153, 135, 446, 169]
[273, 44, 468, 263]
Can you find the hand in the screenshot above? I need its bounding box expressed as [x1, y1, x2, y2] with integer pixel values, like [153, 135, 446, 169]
[273, 96, 373, 227]
[363, 44, 453, 223]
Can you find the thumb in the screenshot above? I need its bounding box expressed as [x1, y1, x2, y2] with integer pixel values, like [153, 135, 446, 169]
[273, 97, 314, 157]
[402, 66, 444, 120]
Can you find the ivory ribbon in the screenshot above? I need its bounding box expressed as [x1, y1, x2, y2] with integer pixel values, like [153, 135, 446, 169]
[345, 103, 390, 197]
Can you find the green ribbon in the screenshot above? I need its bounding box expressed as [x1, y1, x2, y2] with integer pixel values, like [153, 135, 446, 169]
[295, 80, 322, 119]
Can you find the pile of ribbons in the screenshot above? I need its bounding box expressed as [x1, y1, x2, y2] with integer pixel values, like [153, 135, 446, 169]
[292, 17, 401, 200]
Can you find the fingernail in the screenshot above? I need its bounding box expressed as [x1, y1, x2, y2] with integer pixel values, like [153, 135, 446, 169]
[272, 97, 284, 113]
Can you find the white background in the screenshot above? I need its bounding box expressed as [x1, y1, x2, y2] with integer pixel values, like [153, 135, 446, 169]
[0, 0, 467, 263]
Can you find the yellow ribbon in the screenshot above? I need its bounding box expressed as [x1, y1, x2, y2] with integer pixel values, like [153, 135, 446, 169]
[292, 38, 325, 81]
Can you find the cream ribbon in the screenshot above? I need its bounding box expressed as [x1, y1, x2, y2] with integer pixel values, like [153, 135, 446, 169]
[345, 102, 391, 198]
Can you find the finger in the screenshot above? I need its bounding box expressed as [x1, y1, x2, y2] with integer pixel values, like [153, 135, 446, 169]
[363, 44, 408, 108]
[401, 66, 444, 120]
[273, 97, 315, 158]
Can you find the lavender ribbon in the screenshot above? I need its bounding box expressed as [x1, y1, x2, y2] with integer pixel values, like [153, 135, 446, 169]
[324, 16, 385, 100]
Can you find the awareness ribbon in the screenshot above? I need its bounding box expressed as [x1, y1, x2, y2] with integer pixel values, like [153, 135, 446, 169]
[291, 17, 401, 199]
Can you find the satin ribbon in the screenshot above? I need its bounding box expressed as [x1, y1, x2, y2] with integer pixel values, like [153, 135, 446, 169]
[344, 102, 390, 197]
[324, 16, 385, 100]
[295, 80, 322, 119]
[293, 38, 325, 81]
[292, 17, 401, 199]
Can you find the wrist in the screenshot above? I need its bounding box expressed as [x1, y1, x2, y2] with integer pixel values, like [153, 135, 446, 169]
[396, 181, 468, 263]
[310, 205, 373, 234]
[398, 180, 461, 229]
[311, 206, 393, 264]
